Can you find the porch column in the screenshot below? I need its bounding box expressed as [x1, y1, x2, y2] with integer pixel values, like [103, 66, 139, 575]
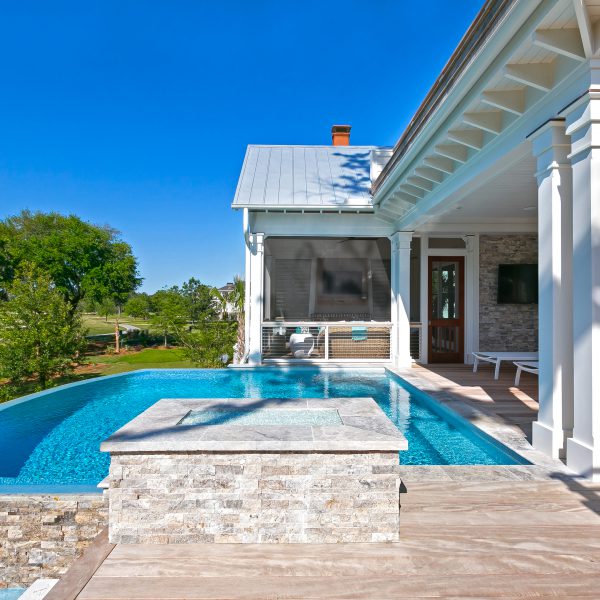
[530, 120, 574, 460]
[390, 232, 413, 367]
[564, 71, 600, 479]
[247, 232, 265, 365]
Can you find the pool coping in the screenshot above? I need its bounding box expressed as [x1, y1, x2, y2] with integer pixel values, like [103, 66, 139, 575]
[101, 397, 408, 453]
[387, 366, 576, 482]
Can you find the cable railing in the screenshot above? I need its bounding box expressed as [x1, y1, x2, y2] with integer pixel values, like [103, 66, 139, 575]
[261, 322, 392, 362]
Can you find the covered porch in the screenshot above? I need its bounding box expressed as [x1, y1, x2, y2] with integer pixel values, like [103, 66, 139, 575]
[371, 0, 600, 478]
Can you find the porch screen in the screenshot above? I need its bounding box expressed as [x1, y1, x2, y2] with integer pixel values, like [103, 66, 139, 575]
[263, 237, 391, 322]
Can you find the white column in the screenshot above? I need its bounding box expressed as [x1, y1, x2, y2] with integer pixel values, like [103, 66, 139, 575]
[564, 68, 600, 479]
[530, 120, 574, 459]
[390, 232, 413, 367]
[464, 235, 479, 364]
[247, 232, 265, 365]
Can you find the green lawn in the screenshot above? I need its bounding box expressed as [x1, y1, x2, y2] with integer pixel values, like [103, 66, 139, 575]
[91, 348, 195, 373]
[83, 314, 156, 335]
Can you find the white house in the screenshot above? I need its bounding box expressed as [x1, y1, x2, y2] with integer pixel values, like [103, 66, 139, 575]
[232, 0, 600, 480]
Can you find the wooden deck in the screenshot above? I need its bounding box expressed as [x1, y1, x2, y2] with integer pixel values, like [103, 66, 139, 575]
[52, 365, 600, 599]
[412, 362, 539, 441]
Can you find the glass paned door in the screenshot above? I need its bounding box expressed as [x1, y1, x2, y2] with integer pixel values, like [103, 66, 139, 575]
[428, 257, 464, 363]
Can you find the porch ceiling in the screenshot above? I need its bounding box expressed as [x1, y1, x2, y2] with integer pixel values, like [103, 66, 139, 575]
[419, 144, 537, 227]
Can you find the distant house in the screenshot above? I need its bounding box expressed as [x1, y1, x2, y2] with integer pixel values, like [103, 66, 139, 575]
[232, 0, 600, 481]
[214, 282, 237, 319]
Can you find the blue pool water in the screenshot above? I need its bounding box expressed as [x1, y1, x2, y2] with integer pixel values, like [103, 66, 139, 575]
[0, 589, 25, 599]
[0, 368, 527, 489]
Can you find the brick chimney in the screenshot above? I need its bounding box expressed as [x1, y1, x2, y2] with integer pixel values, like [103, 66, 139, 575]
[331, 125, 351, 146]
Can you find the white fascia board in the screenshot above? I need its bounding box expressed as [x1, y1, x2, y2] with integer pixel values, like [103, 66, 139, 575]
[394, 62, 591, 231]
[373, 0, 548, 205]
[239, 204, 374, 212]
[414, 221, 537, 234]
[251, 212, 394, 237]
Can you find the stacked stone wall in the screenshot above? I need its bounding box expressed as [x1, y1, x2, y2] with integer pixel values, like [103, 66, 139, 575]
[0, 494, 107, 588]
[479, 234, 538, 352]
[108, 451, 401, 544]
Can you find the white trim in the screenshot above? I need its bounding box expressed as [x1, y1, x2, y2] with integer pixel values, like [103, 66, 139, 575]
[419, 235, 429, 364]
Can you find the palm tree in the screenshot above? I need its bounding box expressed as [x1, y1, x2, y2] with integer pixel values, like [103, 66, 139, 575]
[211, 276, 245, 362]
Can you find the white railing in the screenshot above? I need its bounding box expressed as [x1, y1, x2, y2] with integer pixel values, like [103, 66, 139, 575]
[261, 321, 392, 362]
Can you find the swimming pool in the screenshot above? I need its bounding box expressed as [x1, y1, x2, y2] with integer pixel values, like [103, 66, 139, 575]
[0, 368, 527, 490]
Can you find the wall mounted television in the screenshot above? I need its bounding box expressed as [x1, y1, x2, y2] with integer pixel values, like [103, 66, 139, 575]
[497, 264, 538, 304]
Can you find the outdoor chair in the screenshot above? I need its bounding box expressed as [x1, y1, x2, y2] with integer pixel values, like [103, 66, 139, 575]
[513, 360, 539, 386]
[472, 351, 539, 380]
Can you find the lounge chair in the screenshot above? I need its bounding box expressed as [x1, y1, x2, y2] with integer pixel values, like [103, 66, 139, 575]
[288, 332, 315, 358]
[513, 361, 539, 386]
[472, 351, 538, 380]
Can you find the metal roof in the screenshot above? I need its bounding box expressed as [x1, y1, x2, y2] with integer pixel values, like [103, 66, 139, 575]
[232, 145, 389, 210]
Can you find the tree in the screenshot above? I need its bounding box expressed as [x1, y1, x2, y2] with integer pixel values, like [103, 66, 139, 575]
[180, 278, 217, 324]
[175, 321, 236, 368]
[124, 293, 152, 319]
[96, 298, 116, 322]
[211, 276, 245, 362]
[0, 265, 87, 390]
[150, 289, 188, 347]
[0, 211, 141, 316]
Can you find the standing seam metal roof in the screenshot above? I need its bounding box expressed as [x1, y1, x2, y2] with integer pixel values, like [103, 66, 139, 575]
[232, 145, 387, 209]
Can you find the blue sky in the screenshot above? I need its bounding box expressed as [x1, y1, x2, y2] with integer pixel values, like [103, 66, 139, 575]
[0, 1, 483, 292]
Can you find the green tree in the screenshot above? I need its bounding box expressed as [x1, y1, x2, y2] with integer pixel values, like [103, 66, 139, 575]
[124, 293, 152, 319]
[0, 211, 141, 316]
[180, 278, 217, 324]
[96, 298, 116, 322]
[175, 321, 236, 368]
[150, 289, 188, 347]
[211, 276, 245, 361]
[0, 265, 87, 390]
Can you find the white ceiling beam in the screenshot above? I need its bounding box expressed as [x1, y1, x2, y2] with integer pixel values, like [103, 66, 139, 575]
[481, 89, 526, 115]
[533, 28, 586, 61]
[434, 143, 469, 163]
[406, 175, 434, 192]
[374, 208, 397, 222]
[462, 110, 503, 134]
[447, 127, 484, 150]
[423, 155, 456, 174]
[414, 166, 444, 184]
[572, 0, 596, 56]
[377, 205, 403, 219]
[392, 191, 418, 206]
[504, 62, 555, 92]
[399, 183, 425, 198]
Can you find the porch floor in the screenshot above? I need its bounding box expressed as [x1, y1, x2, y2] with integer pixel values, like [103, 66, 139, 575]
[412, 362, 539, 441]
[50, 364, 600, 599]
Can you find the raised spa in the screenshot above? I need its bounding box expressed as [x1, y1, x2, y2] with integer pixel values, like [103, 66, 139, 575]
[101, 397, 407, 544]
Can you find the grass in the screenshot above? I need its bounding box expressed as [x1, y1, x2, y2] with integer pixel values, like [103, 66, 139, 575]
[0, 348, 198, 403]
[82, 314, 156, 336]
[92, 348, 195, 373]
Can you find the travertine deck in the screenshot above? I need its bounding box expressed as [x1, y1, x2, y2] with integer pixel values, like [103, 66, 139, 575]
[54, 365, 600, 598]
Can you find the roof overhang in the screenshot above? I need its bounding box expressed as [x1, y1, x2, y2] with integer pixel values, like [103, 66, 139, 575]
[373, 0, 600, 229]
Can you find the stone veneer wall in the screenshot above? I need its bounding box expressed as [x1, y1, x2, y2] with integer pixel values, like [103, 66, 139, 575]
[108, 452, 401, 544]
[0, 494, 107, 589]
[479, 234, 538, 352]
